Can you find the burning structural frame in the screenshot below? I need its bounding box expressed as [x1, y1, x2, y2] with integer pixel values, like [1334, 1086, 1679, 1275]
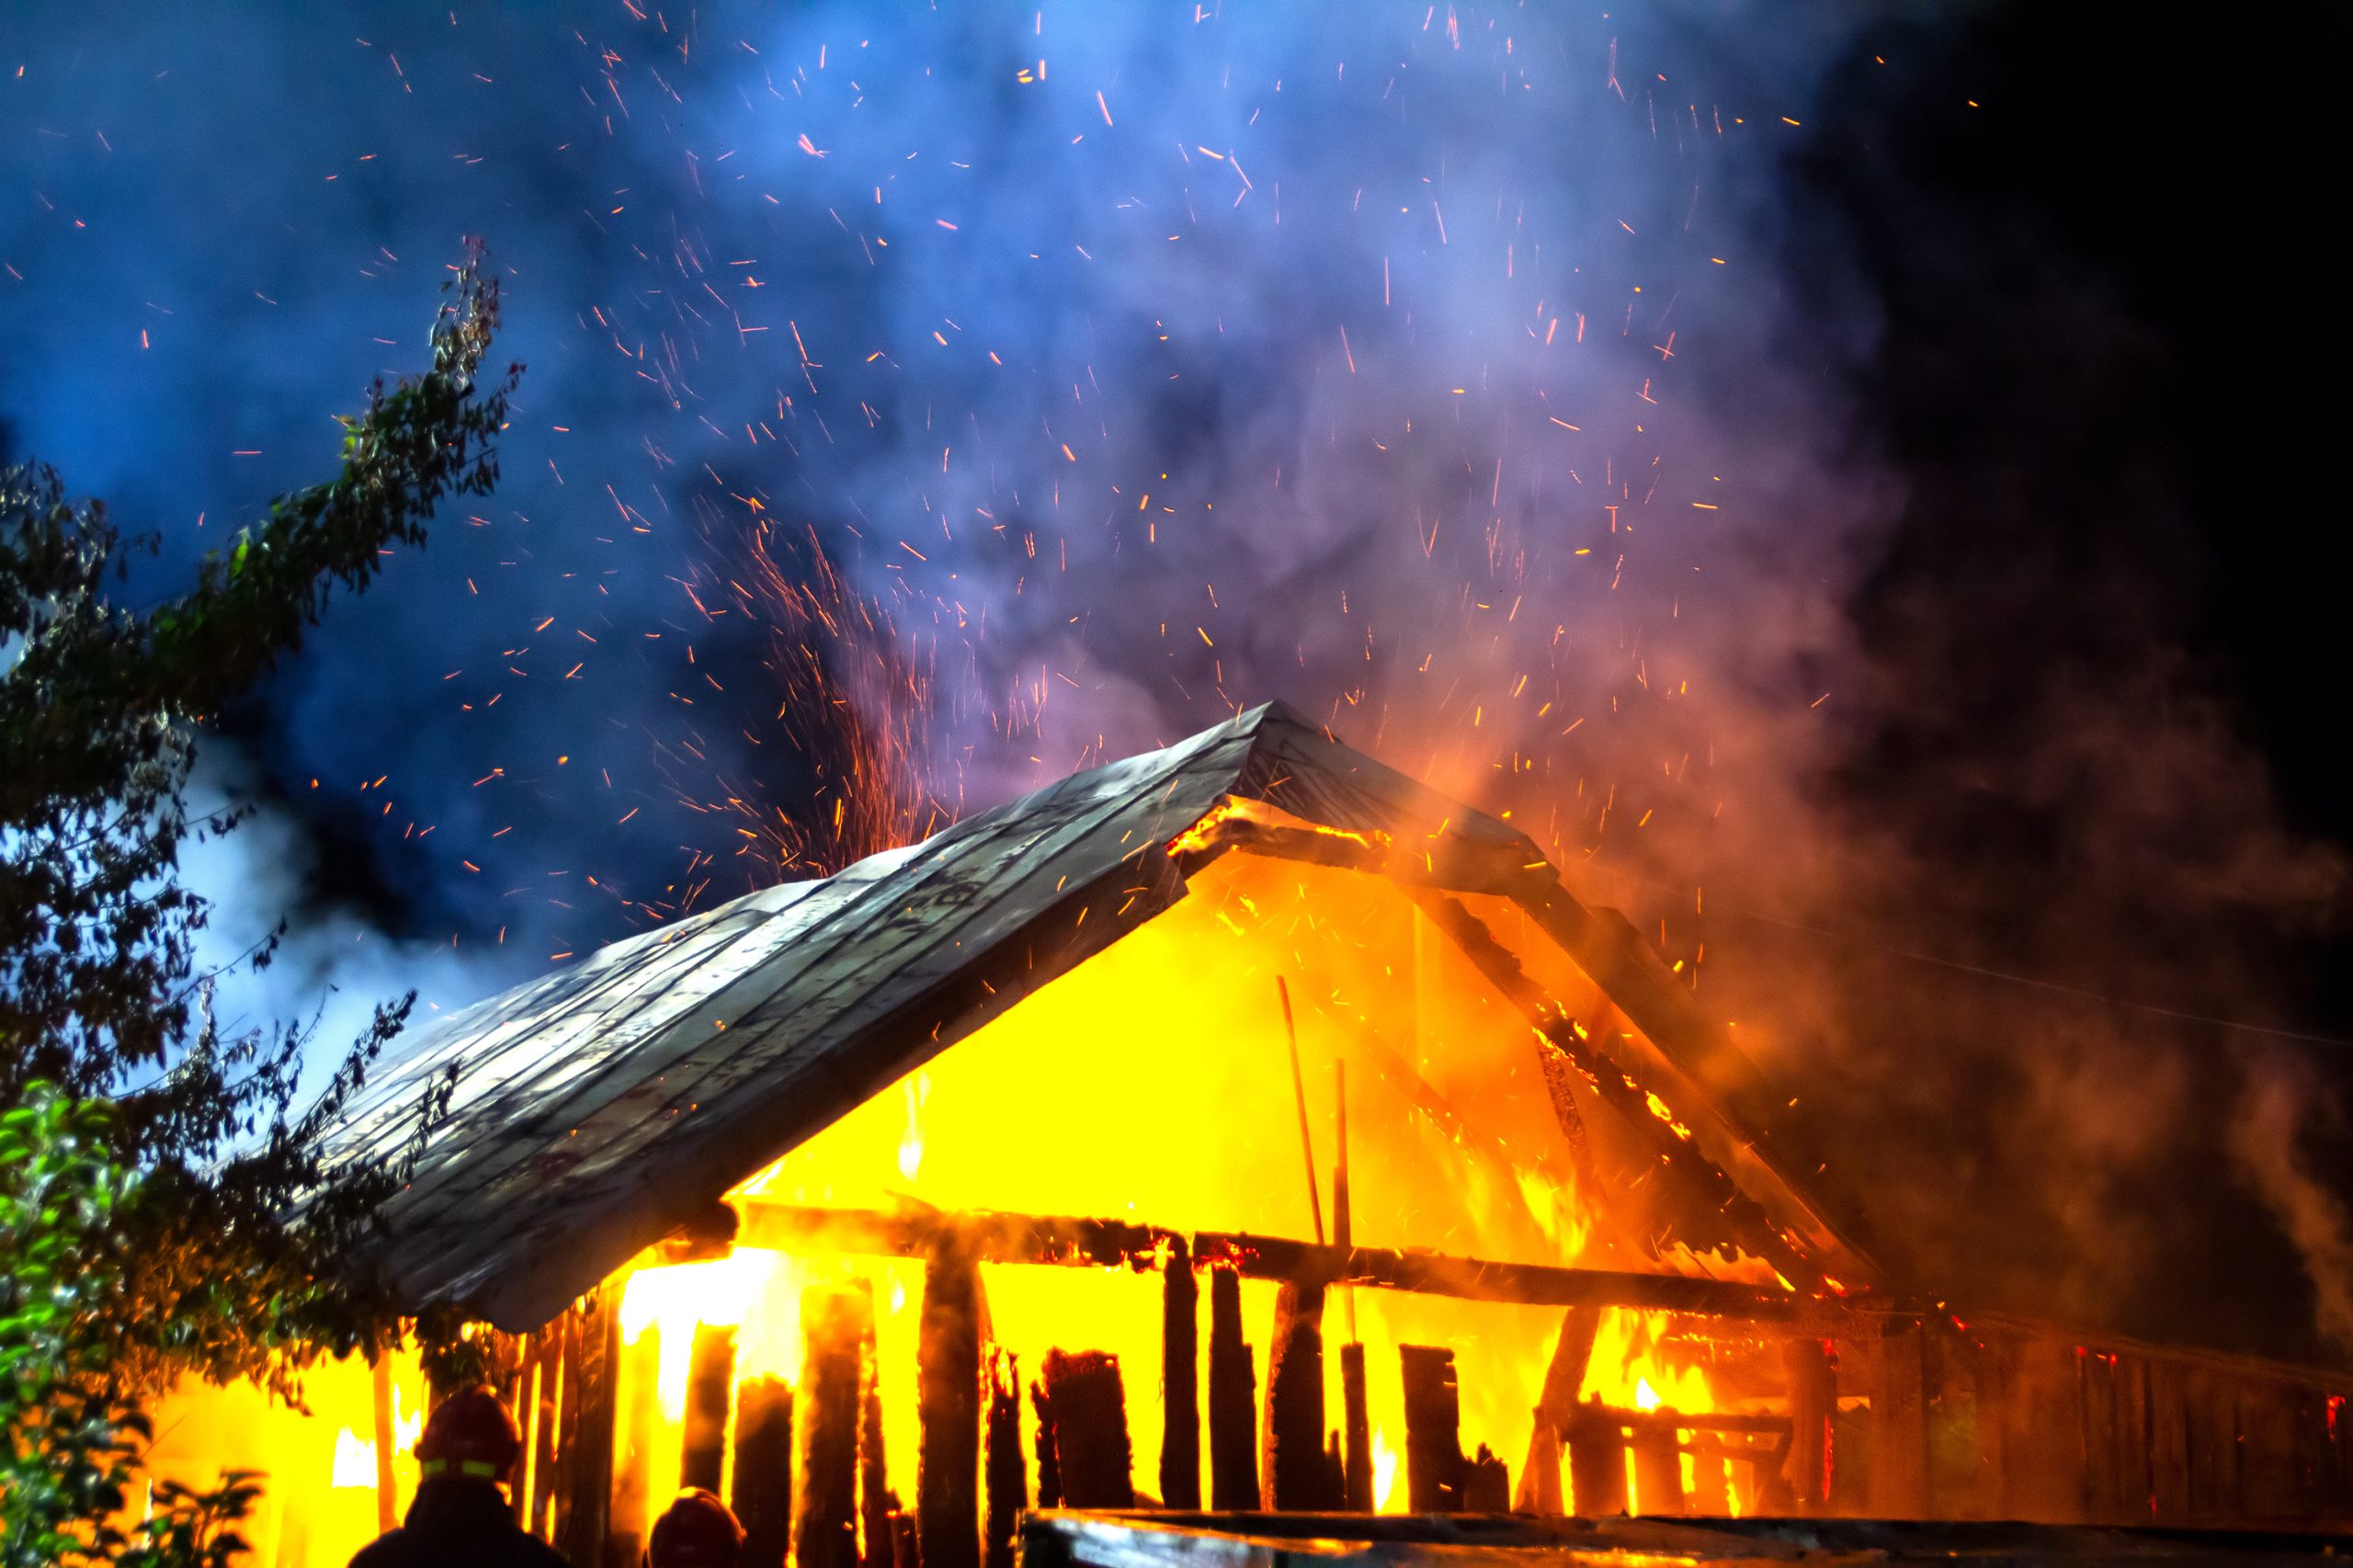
[281, 701, 2351, 1562]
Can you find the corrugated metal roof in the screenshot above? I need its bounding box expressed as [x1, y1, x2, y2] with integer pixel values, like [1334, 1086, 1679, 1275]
[320, 701, 1552, 1329]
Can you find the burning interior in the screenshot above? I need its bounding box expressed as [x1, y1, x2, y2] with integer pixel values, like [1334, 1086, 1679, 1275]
[144, 703, 2351, 1563]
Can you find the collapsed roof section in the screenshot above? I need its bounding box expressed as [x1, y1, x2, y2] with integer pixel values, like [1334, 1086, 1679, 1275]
[319, 701, 1876, 1330]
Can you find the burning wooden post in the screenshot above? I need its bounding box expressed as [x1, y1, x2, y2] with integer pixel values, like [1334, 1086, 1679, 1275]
[1159, 1236, 1201, 1509]
[1260, 1278, 1332, 1509]
[1781, 1338, 1836, 1513]
[1688, 1432, 1732, 1516]
[983, 1351, 1024, 1568]
[1029, 1378, 1061, 1509]
[529, 1326, 563, 1532]
[858, 1303, 892, 1568]
[682, 1324, 738, 1494]
[1332, 1060, 1373, 1514]
[1205, 1265, 1259, 1510]
[797, 1285, 869, 1568]
[1629, 1412, 1685, 1516]
[1517, 1306, 1600, 1514]
[733, 1375, 794, 1568]
[1038, 1349, 1135, 1508]
[610, 1323, 663, 1566]
[1565, 1399, 1628, 1517]
[1398, 1345, 1467, 1512]
[558, 1289, 620, 1568]
[1870, 1317, 1930, 1518]
[917, 1240, 982, 1568]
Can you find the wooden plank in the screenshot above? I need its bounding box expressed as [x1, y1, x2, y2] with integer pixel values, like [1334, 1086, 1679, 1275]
[983, 1351, 1024, 1568]
[682, 1323, 738, 1494]
[1565, 1401, 1628, 1517]
[608, 1322, 662, 1568]
[550, 1305, 587, 1546]
[1782, 1338, 1835, 1514]
[2147, 1355, 2191, 1523]
[529, 1325, 564, 1536]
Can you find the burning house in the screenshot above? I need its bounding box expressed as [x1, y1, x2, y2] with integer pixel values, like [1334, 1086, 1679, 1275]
[147, 702, 2350, 1562]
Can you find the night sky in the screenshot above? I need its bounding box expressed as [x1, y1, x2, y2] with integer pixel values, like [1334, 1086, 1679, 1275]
[6, 5, 2346, 1362]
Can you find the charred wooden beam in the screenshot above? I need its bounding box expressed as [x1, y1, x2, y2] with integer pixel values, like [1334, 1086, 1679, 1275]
[1260, 1278, 1332, 1510]
[983, 1351, 1024, 1568]
[529, 1324, 563, 1534]
[1159, 1237, 1201, 1510]
[1039, 1349, 1135, 1509]
[1399, 1345, 1467, 1513]
[733, 1376, 795, 1568]
[917, 1241, 983, 1568]
[733, 1201, 1848, 1326]
[798, 1286, 869, 1568]
[1518, 1306, 1601, 1515]
[1029, 1376, 1062, 1510]
[682, 1323, 738, 1495]
[1206, 1265, 1259, 1511]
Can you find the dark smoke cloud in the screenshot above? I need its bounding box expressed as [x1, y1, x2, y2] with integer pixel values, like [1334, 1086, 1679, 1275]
[4, 4, 2346, 1358]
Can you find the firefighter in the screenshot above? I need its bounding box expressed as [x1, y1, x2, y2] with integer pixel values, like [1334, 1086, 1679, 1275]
[348, 1382, 571, 1568]
[646, 1489, 745, 1568]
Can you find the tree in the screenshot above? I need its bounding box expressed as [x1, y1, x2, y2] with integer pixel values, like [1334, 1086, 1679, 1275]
[0, 243, 519, 1559]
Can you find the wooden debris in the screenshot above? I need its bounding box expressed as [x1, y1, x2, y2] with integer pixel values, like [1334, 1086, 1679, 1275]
[1039, 1349, 1135, 1509]
[1206, 1265, 1259, 1510]
[682, 1323, 738, 1494]
[1398, 1344, 1467, 1513]
[1159, 1237, 1201, 1510]
[1261, 1278, 1331, 1509]
[1565, 1399, 1628, 1517]
[983, 1351, 1025, 1568]
[1464, 1445, 1511, 1513]
[733, 1376, 795, 1568]
[796, 1286, 868, 1568]
[917, 1242, 983, 1568]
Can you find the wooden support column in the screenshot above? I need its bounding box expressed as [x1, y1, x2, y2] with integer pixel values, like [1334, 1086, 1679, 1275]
[733, 1376, 795, 1568]
[1630, 1414, 1685, 1517]
[1038, 1349, 1134, 1509]
[982, 1352, 1024, 1568]
[1029, 1379, 1061, 1509]
[1870, 1317, 1930, 1520]
[1340, 1343, 1373, 1512]
[917, 1239, 982, 1568]
[558, 1288, 620, 1568]
[682, 1324, 739, 1495]
[1399, 1345, 1467, 1513]
[1260, 1278, 1331, 1509]
[1517, 1306, 1600, 1515]
[1689, 1433, 1732, 1516]
[1564, 1400, 1627, 1517]
[797, 1286, 869, 1568]
[1782, 1337, 1835, 1515]
[370, 1353, 398, 1536]
[609, 1323, 662, 1568]
[1159, 1239, 1201, 1510]
[1206, 1265, 1259, 1510]
[858, 1301, 892, 1568]
[550, 1308, 588, 1546]
[529, 1324, 564, 1536]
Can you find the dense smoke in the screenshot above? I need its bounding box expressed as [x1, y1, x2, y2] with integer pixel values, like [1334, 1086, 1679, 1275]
[3, 5, 2345, 1358]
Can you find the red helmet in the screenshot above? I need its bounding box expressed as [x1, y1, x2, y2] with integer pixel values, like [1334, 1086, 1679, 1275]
[415, 1383, 522, 1483]
[648, 1489, 745, 1568]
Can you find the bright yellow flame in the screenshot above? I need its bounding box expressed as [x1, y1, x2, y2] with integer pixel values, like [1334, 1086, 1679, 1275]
[331, 1427, 377, 1490]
